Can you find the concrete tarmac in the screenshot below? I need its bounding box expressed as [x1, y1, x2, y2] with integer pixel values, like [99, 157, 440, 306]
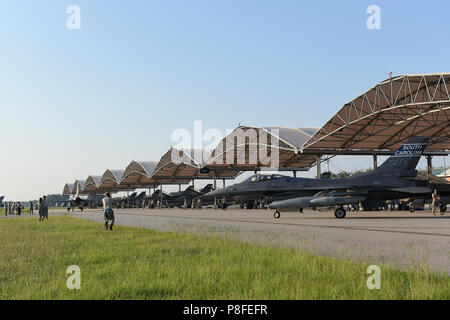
[64, 207, 450, 275]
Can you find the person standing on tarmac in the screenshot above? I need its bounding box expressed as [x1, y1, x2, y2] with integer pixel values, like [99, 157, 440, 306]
[221, 196, 227, 211]
[431, 189, 440, 216]
[103, 192, 114, 231]
[38, 198, 44, 221]
[41, 196, 49, 220]
[29, 201, 34, 215]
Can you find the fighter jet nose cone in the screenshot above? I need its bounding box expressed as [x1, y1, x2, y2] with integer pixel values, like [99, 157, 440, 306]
[201, 189, 223, 200]
[199, 192, 213, 200]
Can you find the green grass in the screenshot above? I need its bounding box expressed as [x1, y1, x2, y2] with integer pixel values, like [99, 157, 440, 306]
[2, 208, 30, 215]
[0, 216, 448, 299]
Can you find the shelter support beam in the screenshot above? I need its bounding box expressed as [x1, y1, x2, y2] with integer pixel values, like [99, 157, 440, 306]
[213, 171, 217, 209]
[160, 180, 163, 208]
[427, 156, 432, 181]
[373, 155, 378, 170]
[316, 155, 321, 179]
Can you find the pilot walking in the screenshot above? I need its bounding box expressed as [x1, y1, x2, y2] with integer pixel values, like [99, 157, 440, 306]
[38, 197, 48, 221]
[431, 189, 440, 216]
[38, 198, 43, 220]
[41, 196, 49, 220]
[103, 192, 114, 231]
[221, 196, 227, 211]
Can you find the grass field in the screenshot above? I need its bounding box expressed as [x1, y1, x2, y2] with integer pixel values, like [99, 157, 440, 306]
[0, 216, 448, 299]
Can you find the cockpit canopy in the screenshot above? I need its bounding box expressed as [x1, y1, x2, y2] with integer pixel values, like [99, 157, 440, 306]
[244, 174, 288, 183]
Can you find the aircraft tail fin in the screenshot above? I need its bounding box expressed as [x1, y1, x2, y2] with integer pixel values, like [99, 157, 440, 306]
[377, 136, 430, 172]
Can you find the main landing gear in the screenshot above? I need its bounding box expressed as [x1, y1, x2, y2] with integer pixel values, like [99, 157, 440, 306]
[440, 204, 447, 215]
[334, 207, 346, 219]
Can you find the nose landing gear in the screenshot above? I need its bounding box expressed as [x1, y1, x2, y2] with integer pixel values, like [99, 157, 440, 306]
[273, 210, 281, 219]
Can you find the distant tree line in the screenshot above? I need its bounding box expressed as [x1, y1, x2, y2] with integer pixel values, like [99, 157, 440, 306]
[322, 168, 374, 179]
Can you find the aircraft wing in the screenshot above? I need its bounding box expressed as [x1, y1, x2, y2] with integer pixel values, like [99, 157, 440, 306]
[314, 188, 371, 196]
[387, 187, 432, 194]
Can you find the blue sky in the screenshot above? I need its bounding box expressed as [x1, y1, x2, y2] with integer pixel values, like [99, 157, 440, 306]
[1, 0, 449, 200]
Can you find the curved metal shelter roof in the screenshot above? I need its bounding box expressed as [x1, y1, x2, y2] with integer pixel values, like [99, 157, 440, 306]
[153, 148, 204, 182]
[152, 148, 237, 181]
[204, 126, 320, 172]
[62, 183, 75, 195]
[86, 175, 102, 188]
[121, 161, 161, 188]
[302, 73, 450, 153]
[98, 169, 129, 192]
[72, 180, 86, 195]
[61, 73, 449, 194]
[82, 175, 103, 194]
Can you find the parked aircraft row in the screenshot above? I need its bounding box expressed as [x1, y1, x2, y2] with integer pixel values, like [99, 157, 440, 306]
[63, 137, 448, 219]
[200, 137, 450, 218]
[67, 184, 217, 211]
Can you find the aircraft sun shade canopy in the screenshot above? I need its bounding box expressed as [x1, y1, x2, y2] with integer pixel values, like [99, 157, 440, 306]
[302, 73, 450, 154]
[82, 175, 103, 195]
[62, 183, 75, 195]
[152, 148, 237, 182]
[62, 73, 449, 194]
[120, 161, 167, 188]
[96, 169, 132, 193]
[204, 126, 320, 172]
